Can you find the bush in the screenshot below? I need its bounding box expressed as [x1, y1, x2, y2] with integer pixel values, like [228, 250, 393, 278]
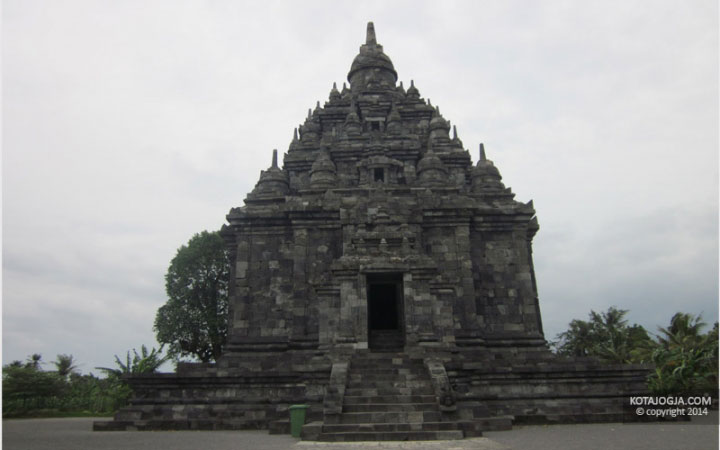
[2, 349, 164, 418]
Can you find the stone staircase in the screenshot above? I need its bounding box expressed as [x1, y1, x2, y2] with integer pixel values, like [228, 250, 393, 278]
[368, 330, 404, 352]
[315, 352, 464, 441]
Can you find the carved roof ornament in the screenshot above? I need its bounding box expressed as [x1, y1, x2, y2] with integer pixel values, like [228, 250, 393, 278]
[300, 110, 321, 142]
[407, 79, 420, 99]
[386, 102, 402, 135]
[348, 22, 398, 93]
[329, 82, 341, 102]
[310, 149, 338, 190]
[471, 143, 505, 192]
[387, 102, 401, 124]
[250, 149, 289, 197]
[417, 143, 448, 187]
[289, 128, 300, 150]
[344, 99, 362, 136]
[340, 82, 351, 100]
[429, 107, 450, 131]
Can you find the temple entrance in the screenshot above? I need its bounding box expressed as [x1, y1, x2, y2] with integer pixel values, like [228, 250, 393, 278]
[367, 274, 404, 351]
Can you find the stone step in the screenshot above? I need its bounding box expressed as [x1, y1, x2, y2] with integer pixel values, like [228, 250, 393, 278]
[337, 411, 442, 424]
[368, 332, 403, 340]
[348, 373, 424, 382]
[343, 403, 438, 413]
[317, 430, 464, 442]
[343, 395, 436, 404]
[346, 380, 431, 389]
[351, 362, 421, 369]
[351, 366, 424, 374]
[322, 422, 461, 433]
[471, 416, 514, 432]
[352, 353, 421, 361]
[349, 367, 426, 375]
[368, 341, 404, 345]
[344, 387, 435, 396]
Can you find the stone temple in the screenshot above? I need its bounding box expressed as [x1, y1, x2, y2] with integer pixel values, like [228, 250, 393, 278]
[96, 23, 648, 440]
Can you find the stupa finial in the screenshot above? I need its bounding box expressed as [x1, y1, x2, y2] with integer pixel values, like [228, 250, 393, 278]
[453, 125, 458, 140]
[272, 149, 278, 168]
[479, 143, 487, 162]
[366, 22, 377, 45]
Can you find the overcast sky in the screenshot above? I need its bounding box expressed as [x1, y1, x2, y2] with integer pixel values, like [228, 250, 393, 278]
[3, 0, 718, 374]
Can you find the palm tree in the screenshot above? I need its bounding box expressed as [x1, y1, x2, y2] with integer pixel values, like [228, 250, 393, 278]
[554, 307, 653, 364]
[589, 307, 641, 364]
[648, 313, 717, 394]
[53, 354, 79, 379]
[657, 313, 707, 350]
[25, 353, 42, 369]
[554, 319, 596, 357]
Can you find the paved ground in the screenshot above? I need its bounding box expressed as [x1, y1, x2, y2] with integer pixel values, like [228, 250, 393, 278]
[485, 412, 719, 450]
[2, 415, 717, 450]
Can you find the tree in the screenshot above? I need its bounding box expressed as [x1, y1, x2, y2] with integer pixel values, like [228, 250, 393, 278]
[3, 358, 64, 413]
[552, 306, 653, 364]
[53, 354, 79, 379]
[657, 312, 707, 349]
[26, 353, 43, 369]
[553, 308, 719, 394]
[648, 313, 718, 394]
[95, 345, 170, 378]
[154, 231, 229, 362]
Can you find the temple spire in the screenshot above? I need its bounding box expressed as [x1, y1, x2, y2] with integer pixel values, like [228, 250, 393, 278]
[272, 149, 278, 168]
[366, 22, 377, 45]
[479, 143, 487, 162]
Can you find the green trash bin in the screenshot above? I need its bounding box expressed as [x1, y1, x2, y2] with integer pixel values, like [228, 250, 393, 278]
[288, 404, 309, 438]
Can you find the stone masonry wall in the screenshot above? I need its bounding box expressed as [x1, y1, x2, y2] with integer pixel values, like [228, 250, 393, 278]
[470, 225, 542, 338]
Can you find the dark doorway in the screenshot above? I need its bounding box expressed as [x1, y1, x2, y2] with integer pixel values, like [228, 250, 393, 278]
[373, 168, 385, 182]
[367, 274, 404, 350]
